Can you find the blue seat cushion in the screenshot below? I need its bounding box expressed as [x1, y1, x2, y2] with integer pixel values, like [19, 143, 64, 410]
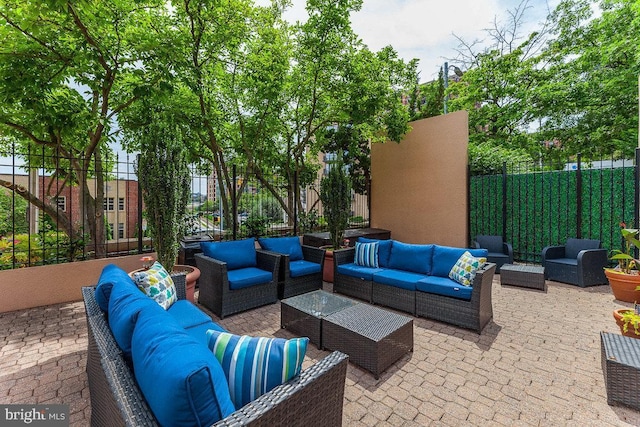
[227, 267, 273, 290]
[108, 281, 161, 357]
[417, 276, 473, 301]
[167, 300, 213, 329]
[372, 269, 426, 291]
[289, 260, 322, 277]
[546, 258, 578, 266]
[359, 237, 393, 268]
[184, 321, 228, 347]
[431, 246, 488, 277]
[388, 241, 434, 275]
[487, 252, 509, 260]
[132, 306, 235, 426]
[201, 239, 257, 270]
[337, 263, 384, 281]
[258, 237, 304, 261]
[95, 264, 135, 312]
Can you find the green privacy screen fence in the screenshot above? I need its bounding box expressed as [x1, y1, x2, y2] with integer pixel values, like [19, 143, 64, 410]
[469, 152, 638, 263]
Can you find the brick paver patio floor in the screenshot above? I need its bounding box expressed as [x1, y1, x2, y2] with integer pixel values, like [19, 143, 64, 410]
[3, 277, 640, 426]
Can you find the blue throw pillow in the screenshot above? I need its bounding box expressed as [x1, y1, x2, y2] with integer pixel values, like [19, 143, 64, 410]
[201, 239, 257, 270]
[132, 306, 235, 426]
[206, 330, 308, 409]
[354, 241, 379, 268]
[257, 236, 304, 261]
[359, 237, 393, 268]
[388, 241, 434, 275]
[95, 264, 135, 312]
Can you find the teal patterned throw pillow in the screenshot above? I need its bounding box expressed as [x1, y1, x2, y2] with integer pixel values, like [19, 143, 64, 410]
[206, 330, 308, 409]
[449, 251, 487, 287]
[132, 261, 177, 310]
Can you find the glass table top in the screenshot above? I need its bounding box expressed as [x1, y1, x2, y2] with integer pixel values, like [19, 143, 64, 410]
[281, 290, 358, 318]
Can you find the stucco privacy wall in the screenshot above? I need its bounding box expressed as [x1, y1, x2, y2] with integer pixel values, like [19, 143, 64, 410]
[370, 111, 469, 246]
[0, 254, 152, 313]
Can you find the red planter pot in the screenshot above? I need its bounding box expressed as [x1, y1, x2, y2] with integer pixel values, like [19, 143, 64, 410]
[613, 308, 640, 339]
[606, 268, 640, 303]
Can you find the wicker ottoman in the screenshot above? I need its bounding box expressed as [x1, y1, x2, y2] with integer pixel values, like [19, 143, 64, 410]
[500, 264, 546, 291]
[601, 332, 640, 410]
[322, 303, 413, 379]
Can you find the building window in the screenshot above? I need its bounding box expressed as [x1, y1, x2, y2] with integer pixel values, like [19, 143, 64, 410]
[108, 223, 114, 240]
[103, 197, 115, 211]
[56, 197, 66, 212]
[118, 223, 124, 239]
[118, 197, 125, 211]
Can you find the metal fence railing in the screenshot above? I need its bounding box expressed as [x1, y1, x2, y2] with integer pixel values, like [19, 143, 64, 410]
[0, 147, 370, 270]
[469, 150, 639, 263]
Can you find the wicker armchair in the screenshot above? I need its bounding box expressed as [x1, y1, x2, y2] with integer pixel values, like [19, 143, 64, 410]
[195, 250, 280, 318]
[278, 245, 326, 299]
[82, 276, 349, 427]
[472, 235, 513, 273]
[541, 238, 608, 287]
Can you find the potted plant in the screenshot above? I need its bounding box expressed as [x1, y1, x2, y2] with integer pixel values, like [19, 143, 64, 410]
[606, 223, 640, 302]
[613, 307, 640, 339]
[135, 110, 200, 301]
[319, 154, 352, 282]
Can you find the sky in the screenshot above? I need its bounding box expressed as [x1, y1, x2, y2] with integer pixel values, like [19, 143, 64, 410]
[277, 0, 562, 82]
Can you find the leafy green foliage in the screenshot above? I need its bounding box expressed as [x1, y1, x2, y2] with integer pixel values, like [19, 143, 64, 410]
[320, 156, 352, 249]
[134, 109, 190, 272]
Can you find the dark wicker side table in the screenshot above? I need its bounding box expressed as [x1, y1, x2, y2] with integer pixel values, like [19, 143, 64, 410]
[601, 331, 640, 410]
[500, 264, 546, 291]
[322, 303, 413, 379]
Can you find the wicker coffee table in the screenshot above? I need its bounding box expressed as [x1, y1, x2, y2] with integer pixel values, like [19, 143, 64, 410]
[322, 303, 413, 379]
[281, 290, 358, 348]
[500, 264, 546, 291]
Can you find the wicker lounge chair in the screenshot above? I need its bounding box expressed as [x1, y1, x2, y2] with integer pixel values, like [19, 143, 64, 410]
[195, 250, 280, 318]
[541, 238, 608, 287]
[472, 235, 513, 273]
[82, 275, 349, 427]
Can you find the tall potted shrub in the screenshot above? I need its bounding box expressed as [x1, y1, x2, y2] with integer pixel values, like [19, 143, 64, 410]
[319, 154, 352, 281]
[136, 111, 199, 301]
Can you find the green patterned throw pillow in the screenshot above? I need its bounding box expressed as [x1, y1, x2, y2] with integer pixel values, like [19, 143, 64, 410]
[449, 251, 487, 287]
[132, 261, 177, 309]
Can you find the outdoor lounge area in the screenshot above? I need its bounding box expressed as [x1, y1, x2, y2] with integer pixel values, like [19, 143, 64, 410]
[3, 276, 640, 426]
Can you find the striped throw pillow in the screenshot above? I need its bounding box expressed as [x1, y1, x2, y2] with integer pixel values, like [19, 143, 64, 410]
[354, 241, 379, 268]
[206, 330, 308, 409]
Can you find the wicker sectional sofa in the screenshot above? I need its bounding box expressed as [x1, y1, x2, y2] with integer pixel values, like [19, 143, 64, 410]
[82, 265, 348, 427]
[333, 239, 496, 333]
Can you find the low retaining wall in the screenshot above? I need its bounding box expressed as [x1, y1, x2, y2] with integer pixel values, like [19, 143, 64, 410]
[0, 254, 156, 313]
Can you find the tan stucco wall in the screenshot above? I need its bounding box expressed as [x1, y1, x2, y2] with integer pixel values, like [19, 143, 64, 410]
[371, 111, 469, 246]
[0, 253, 156, 313]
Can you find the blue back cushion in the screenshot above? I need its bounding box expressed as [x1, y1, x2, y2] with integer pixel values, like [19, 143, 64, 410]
[388, 241, 434, 274]
[201, 239, 257, 270]
[359, 237, 393, 268]
[431, 245, 488, 277]
[108, 281, 161, 357]
[95, 264, 135, 312]
[257, 237, 304, 261]
[132, 306, 235, 426]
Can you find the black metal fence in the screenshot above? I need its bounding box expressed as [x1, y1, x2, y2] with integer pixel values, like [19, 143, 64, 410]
[469, 150, 639, 263]
[0, 148, 370, 270]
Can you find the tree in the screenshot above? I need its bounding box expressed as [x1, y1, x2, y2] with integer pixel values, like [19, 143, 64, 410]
[320, 155, 352, 249]
[534, 0, 640, 157]
[0, 1, 162, 257]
